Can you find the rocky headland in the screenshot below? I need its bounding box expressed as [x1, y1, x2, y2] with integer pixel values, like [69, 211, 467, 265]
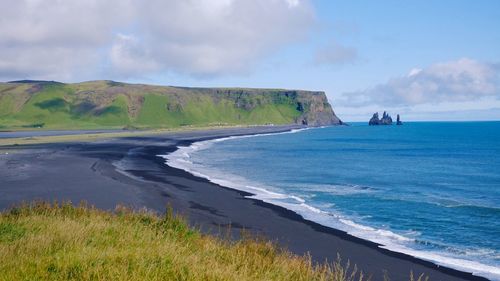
[0, 80, 342, 129]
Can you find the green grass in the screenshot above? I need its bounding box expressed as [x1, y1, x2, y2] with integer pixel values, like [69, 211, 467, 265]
[136, 94, 181, 127]
[0, 202, 376, 281]
[0, 95, 15, 117]
[0, 81, 325, 130]
[135, 93, 300, 128]
[91, 95, 130, 126]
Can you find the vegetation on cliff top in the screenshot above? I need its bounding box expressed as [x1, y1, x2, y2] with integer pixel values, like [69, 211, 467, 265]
[0, 80, 341, 130]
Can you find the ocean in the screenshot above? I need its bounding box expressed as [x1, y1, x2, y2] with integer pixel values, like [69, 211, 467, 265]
[163, 122, 500, 280]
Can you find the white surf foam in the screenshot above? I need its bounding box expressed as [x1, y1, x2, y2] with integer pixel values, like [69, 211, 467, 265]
[158, 128, 500, 281]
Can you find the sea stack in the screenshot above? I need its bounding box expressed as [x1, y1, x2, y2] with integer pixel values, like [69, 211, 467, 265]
[368, 111, 393, 125]
[396, 114, 403, 125]
[369, 112, 380, 125]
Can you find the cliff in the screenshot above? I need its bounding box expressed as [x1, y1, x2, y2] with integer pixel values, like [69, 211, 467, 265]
[0, 80, 342, 129]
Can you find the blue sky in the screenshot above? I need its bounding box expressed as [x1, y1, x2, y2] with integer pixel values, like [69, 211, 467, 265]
[1, 0, 499, 121]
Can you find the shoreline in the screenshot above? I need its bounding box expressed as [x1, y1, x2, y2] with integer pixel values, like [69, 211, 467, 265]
[155, 128, 491, 281]
[0, 126, 490, 281]
[162, 126, 498, 280]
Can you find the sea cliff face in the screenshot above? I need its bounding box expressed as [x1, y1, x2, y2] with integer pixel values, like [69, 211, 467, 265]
[0, 80, 342, 129]
[295, 91, 342, 126]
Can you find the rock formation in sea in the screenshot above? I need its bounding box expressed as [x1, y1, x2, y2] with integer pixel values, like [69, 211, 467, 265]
[396, 114, 403, 125]
[369, 112, 380, 125]
[368, 111, 393, 125]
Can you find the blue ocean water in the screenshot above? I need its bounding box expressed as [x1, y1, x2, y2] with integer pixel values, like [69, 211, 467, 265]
[164, 122, 500, 279]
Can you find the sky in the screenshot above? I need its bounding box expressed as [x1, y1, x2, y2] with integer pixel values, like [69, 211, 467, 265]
[1, 0, 499, 121]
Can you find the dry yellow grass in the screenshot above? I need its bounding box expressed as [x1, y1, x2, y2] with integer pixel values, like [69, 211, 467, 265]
[0, 202, 370, 281]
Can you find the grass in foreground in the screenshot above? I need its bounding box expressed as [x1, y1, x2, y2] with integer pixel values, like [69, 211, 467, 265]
[0, 202, 367, 281]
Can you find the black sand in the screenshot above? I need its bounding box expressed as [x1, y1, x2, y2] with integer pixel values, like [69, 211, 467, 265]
[0, 126, 489, 281]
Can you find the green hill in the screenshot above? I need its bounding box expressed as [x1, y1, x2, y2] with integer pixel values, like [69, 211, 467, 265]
[0, 80, 342, 130]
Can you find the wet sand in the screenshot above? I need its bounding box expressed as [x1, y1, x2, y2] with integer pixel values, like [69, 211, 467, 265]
[0, 126, 489, 281]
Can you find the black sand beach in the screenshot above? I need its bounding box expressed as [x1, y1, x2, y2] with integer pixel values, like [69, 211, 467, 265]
[0, 126, 489, 281]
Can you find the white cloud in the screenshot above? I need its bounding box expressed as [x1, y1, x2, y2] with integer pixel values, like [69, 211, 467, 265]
[408, 68, 422, 77]
[285, 0, 300, 8]
[339, 58, 500, 107]
[109, 34, 161, 76]
[314, 41, 357, 66]
[0, 0, 314, 80]
[0, 0, 130, 80]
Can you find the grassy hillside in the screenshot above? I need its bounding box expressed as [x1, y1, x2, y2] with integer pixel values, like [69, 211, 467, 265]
[0, 80, 341, 130]
[0, 202, 368, 281]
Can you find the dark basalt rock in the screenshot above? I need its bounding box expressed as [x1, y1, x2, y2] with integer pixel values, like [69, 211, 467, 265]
[369, 111, 394, 126]
[369, 112, 380, 125]
[396, 114, 403, 125]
